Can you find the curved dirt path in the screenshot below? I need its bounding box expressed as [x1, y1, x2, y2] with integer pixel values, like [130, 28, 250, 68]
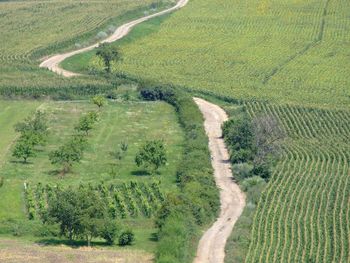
[39, 0, 189, 77]
[193, 98, 246, 263]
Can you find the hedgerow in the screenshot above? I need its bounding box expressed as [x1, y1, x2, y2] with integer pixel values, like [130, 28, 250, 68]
[140, 84, 219, 263]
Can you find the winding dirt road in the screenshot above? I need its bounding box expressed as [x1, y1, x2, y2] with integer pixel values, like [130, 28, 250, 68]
[39, 1, 246, 261]
[39, 0, 189, 77]
[194, 98, 246, 263]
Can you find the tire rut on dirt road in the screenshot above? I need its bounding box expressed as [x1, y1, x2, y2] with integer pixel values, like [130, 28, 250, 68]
[193, 98, 246, 263]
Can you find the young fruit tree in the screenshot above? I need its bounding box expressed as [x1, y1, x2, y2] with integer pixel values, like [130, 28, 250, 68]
[135, 140, 167, 174]
[92, 95, 106, 109]
[12, 139, 36, 163]
[49, 136, 87, 175]
[75, 111, 99, 135]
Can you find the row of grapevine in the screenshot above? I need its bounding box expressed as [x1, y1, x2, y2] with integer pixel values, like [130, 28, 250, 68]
[23, 181, 165, 221]
[244, 102, 350, 263]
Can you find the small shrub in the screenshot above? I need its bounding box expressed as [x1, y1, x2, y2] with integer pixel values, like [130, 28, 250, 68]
[118, 230, 135, 246]
[232, 163, 254, 182]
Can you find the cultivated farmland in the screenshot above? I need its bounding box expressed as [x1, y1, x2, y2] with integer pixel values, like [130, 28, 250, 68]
[104, 0, 350, 109]
[0, 0, 172, 90]
[241, 102, 350, 263]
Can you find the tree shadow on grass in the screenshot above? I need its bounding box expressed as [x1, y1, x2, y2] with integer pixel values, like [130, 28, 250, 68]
[131, 170, 150, 176]
[36, 238, 108, 248]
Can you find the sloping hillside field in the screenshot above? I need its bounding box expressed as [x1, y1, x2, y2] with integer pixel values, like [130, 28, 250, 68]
[244, 102, 350, 263]
[0, 0, 171, 91]
[108, 0, 350, 109]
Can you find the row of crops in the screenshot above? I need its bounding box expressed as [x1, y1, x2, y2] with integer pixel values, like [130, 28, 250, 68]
[24, 181, 164, 221]
[243, 102, 350, 263]
[111, 0, 350, 108]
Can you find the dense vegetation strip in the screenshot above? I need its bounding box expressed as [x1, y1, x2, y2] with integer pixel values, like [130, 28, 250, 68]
[139, 85, 219, 263]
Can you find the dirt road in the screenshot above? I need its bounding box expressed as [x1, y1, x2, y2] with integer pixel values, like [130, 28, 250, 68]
[39, 0, 189, 77]
[193, 98, 246, 263]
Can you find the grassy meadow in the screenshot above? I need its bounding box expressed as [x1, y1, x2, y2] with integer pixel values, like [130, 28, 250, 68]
[0, 98, 184, 252]
[65, 0, 350, 109]
[0, 0, 174, 91]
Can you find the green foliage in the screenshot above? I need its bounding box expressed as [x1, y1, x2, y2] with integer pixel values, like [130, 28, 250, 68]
[75, 111, 99, 135]
[96, 43, 122, 73]
[135, 140, 167, 173]
[92, 95, 106, 108]
[46, 187, 116, 245]
[12, 139, 36, 163]
[12, 111, 49, 163]
[0, 177, 3, 188]
[222, 118, 256, 164]
[49, 135, 87, 175]
[140, 86, 219, 262]
[118, 230, 135, 246]
[232, 163, 254, 182]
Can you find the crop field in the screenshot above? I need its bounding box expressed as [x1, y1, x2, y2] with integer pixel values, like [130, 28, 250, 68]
[0, 0, 172, 90]
[238, 102, 350, 263]
[74, 0, 350, 109]
[0, 99, 183, 251]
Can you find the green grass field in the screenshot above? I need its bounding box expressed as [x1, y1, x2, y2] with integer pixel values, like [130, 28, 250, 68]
[65, 0, 350, 109]
[0, 0, 173, 91]
[0, 98, 184, 252]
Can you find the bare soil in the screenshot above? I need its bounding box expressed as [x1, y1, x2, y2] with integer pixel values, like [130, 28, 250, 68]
[193, 98, 246, 263]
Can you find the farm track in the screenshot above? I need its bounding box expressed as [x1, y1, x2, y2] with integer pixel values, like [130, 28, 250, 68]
[40, 1, 246, 262]
[40, 0, 189, 77]
[193, 98, 246, 263]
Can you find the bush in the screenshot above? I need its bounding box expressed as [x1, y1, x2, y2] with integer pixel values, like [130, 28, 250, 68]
[251, 163, 271, 180]
[118, 230, 135, 246]
[0, 177, 4, 188]
[232, 163, 253, 182]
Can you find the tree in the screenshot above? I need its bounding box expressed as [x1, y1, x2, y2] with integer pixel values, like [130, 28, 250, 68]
[92, 95, 106, 109]
[47, 187, 118, 246]
[111, 141, 128, 161]
[12, 138, 36, 163]
[135, 140, 167, 173]
[96, 43, 121, 73]
[15, 111, 48, 146]
[75, 112, 98, 135]
[222, 117, 256, 163]
[49, 136, 87, 175]
[252, 115, 285, 165]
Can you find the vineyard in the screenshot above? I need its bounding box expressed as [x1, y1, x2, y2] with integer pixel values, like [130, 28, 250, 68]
[241, 102, 350, 263]
[0, 0, 171, 90]
[24, 181, 164, 220]
[90, 0, 350, 109]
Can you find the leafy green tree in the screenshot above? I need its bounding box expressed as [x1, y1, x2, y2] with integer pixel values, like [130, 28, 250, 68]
[96, 43, 121, 73]
[12, 138, 36, 163]
[15, 111, 48, 146]
[75, 112, 98, 135]
[135, 140, 167, 173]
[49, 136, 87, 175]
[47, 187, 118, 246]
[92, 95, 106, 109]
